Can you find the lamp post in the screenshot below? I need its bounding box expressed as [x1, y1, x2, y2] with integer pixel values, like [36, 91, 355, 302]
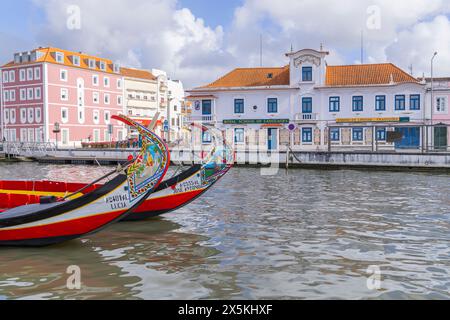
[53, 122, 61, 150]
[431, 52, 438, 125]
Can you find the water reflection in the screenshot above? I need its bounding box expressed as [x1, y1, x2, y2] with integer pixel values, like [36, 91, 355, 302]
[0, 163, 450, 299]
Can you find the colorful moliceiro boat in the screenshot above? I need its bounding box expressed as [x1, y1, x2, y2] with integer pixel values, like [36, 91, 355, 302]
[0, 124, 234, 223]
[0, 115, 170, 247]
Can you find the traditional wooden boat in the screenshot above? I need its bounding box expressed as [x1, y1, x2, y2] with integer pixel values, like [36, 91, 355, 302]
[0, 125, 233, 222]
[0, 115, 170, 247]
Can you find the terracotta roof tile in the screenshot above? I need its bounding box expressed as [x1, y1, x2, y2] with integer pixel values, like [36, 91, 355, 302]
[201, 66, 290, 88]
[121, 67, 157, 81]
[325, 63, 419, 86]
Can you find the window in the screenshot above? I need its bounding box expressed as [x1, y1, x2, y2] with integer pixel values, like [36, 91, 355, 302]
[34, 87, 41, 100]
[9, 70, 15, 82]
[202, 100, 212, 115]
[376, 128, 386, 141]
[352, 96, 363, 112]
[113, 63, 120, 73]
[410, 95, 420, 110]
[395, 95, 406, 110]
[3, 91, 9, 102]
[234, 99, 244, 114]
[202, 131, 212, 143]
[93, 92, 99, 104]
[34, 67, 41, 80]
[10, 109, 16, 124]
[436, 97, 448, 113]
[234, 128, 245, 144]
[104, 93, 110, 104]
[117, 95, 122, 105]
[267, 98, 278, 113]
[10, 90, 15, 101]
[28, 108, 34, 123]
[89, 59, 96, 69]
[103, 77, 110, 87]
[20, 69, 26, 81]
[352, 128, 364, 141]
[55, 52, 64, 63]
[4, 109, 9, 124]
[92, 75, 99, 86]
[61, 108, 69, 123]
[20, 89, 26, 101]
[2, 71, 8, 83]
[93, 110, 100, 124]
[27, 68, 33, 81]
[20, 108, 27, 124]
[27, 88, 34, 100]
[60, 88, 68, 101]
[35, 108, 41, 123]
[329, 97, 340, 112]
[302, 97, 312, 113]
[330, 128, 340, 141]
[60, 69, 68, 81]
[72, 55, 80, 66]
[99, 61, 106, 71]
[117, 79, 122, 89]
[302, 67, 313, 82]
[375, 95, 386, 111]
[104, 111, 111, 124]
[302, 128, 313, 143]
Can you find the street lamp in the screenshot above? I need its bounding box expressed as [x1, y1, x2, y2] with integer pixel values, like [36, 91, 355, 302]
[431, 52, 438, 125]
[53, 122, 61, 149]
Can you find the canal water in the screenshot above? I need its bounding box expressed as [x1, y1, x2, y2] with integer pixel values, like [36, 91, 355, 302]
[0, 162, 449, 300]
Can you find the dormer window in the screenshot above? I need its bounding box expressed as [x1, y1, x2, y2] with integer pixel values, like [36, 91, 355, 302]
[55, 52, 64, 64]
[72, 55, 80, 66]
[302, 67, 313, 82]
[267, 73, 273, 79]
[99, 61, 106, 71]
[113, 63, 120, 73]
[88, 59, 96, 69]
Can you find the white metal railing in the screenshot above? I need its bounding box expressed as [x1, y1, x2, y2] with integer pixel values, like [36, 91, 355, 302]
[184, 115, 217, 124]
[295, 113, 319, 121]
[1, 142, 57, 157]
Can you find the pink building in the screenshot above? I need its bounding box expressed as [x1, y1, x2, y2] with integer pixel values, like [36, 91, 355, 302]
[427, 78, 450, 149]
[0, 47, 125, 147]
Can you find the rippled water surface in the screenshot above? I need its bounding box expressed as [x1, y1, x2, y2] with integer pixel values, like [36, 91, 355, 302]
[0, 162, 449, 300]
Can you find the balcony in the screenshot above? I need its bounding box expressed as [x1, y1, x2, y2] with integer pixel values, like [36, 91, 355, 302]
[184, 115, 217, 124]
[295, 113, 319, 122]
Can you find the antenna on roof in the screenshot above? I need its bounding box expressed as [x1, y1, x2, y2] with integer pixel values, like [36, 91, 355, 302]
[320, 43, 323, 51]
[408, 64, 413, 76]
[290, 43, 294, 53]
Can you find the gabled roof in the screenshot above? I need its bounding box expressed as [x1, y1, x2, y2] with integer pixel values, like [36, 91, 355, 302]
[200, 66, 290, 89]
[2, 47, 119, 74]
[121, 67, 157, 81]
[325, 63, 419, 87]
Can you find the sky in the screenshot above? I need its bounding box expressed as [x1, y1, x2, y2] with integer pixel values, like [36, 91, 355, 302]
[1, 0, 450, 88]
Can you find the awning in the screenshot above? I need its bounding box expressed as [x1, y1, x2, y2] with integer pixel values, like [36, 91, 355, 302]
[260, 123, 285, 128]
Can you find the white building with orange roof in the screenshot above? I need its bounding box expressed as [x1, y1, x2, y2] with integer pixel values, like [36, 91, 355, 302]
[0, 47, 126, 147]
[187, 49, 427, 151]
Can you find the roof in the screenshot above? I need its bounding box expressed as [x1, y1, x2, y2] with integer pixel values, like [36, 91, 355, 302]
[325, 63, 419, 87]
[2, 47, 119, 74]
[186, 95, 218, 100]
[121, 67, 157, 81]
[200, 66, 290, 89]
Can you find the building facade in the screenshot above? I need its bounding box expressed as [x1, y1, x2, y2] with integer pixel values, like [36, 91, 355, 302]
[0, 47, 125, 147]
[187, 49, 429, 151]
[426, 77, 450, 149]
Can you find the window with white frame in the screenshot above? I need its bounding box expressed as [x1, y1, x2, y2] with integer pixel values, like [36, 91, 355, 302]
[20, 108, 27, 124]
[93, 110, 100, 124]
[27, 68, 33, 81]
[61, 88, 69, 101]
[234, 128, 245, 144]
[27, 88, 34, 100]
[99, 61, 106, 71]
[20, 69, 26, 81]
[20, 89, 26, 101]
[72, 55, 80, 66]
[104, 93, 110, 104]
[89, 59, 96, 69]
[34, 67, 41, 80]
[35, 108, 41, 123]
[104, 77, 110, 87]
[60, 69, 68, 81]
[117, 79, 122, 89]
[104, 111, 111, 124]
[9, 70, 15, 82]
[10, 90, 16, 101]
[34, 87, 42, 99]
[28, 108, 34, 123]
[93, 92, 99, 104]
[61, 107, 69, 123]
[3, 109, 9, 124]
[117, 95, 122, 105]
[10, 109, 16, 124]
[436, 96, 448, 113]
[92, 75, 99, 86]
[2, 71, 8, 83]
[55, 52, 64, 63]
[3, 91, 9, 102]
